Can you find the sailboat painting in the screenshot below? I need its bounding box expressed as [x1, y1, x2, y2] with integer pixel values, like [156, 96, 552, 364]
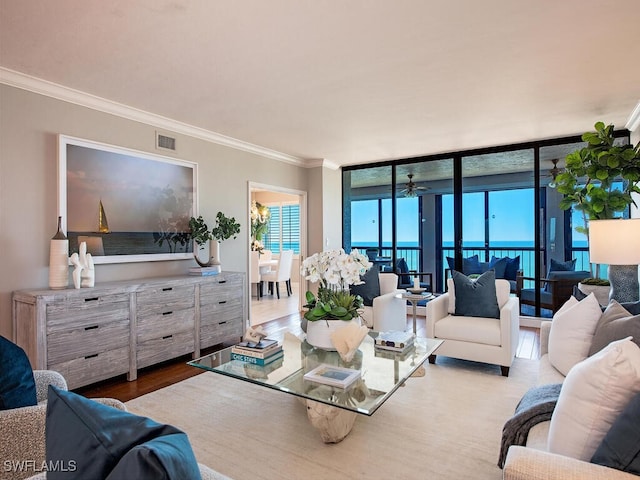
[98, 200, 110, 234]
[59, 135, 197, 264]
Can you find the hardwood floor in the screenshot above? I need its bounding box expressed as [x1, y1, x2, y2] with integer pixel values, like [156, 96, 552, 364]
[75, 313, 540, 403]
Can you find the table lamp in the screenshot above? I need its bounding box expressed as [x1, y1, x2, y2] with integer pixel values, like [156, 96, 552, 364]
[588, 218, 640, 303]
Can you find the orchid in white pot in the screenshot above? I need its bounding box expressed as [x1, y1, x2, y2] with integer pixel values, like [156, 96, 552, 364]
[301, 249, 372, 322]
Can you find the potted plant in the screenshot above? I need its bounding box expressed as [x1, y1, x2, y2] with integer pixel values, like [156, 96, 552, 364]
[301, 249, 372, 349]
[250, 201, 270, 253]
[189, 212, 241, 267]
[555, 122, 640, 300]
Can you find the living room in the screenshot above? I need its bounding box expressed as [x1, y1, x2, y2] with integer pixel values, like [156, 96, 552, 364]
[2, 2, 640, 479]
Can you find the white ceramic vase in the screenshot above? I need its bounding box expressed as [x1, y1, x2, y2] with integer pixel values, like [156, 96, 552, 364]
[306, 317, 362, 351]
[49, 216, 69, 289]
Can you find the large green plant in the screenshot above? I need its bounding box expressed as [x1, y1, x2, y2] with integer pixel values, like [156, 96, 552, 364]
[189, 212, 241, 247]
[556, 122, 640, 226]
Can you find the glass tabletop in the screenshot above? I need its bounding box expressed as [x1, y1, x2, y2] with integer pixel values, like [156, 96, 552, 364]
[188, 332, 442, 416]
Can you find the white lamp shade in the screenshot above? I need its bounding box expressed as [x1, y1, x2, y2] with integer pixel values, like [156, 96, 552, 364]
[588, 219, 640, 265]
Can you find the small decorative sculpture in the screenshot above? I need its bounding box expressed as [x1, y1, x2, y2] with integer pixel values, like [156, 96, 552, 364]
[330, 323, 369, 363]
[69, 241, 95, 289]
[243, 325, 268, 344]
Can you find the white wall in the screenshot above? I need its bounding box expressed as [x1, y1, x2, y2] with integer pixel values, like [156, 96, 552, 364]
[0, 84, 311, 338]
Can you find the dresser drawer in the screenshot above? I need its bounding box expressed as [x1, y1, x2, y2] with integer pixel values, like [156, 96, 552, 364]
[49, 346, 130, 390]
[46, 293, 130, 332]
[136, 285, 195, 316]
[199, 277, 244, 305]
[200, 297, 243, 325]
[200, 317, 243, 349]
[137, 308, 195, 343]
[137, 330, 194, 369]
[47, 319, 130, 365]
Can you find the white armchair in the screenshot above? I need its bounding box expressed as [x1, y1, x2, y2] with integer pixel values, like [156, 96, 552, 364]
[426, 278, 519, 376]
[360, 272, 407, 332]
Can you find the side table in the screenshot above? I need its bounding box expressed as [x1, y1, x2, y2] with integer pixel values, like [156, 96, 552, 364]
[402, 291, 436, 377]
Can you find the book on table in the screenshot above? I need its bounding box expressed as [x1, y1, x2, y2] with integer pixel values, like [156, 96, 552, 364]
[189, 266, 221, 276]
[231, 344, 282, 359]
[230, 350, 284, 366]
[235, 338, 279, 350]
[374, 330, 415, 350]
[303, 364, 361, 389]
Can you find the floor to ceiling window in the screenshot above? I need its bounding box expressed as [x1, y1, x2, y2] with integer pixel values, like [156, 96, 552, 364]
[342, 130, 631, 317]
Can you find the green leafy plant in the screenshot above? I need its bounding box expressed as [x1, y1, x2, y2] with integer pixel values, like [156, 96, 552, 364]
[579, 277, 611, 286]
[303, 288, 363, 322]
[556, 122, 640, 230]
[188, 215, 213, 248]
[189, 212, 241, 247]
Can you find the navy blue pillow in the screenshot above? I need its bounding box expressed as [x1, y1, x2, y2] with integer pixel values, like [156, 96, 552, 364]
[350, 267, 380, 307]
[550, 258, 576, 272]
[591, 391, 640, 474]
[452, 270, 500, 318]
[395, 258, 412, 285]
[488, 256, 508, 279]
[0, 335, 37, 410]
[46, 386, 202, 480]
[491, 255, 520, 281]
[462, 255, 482, 275]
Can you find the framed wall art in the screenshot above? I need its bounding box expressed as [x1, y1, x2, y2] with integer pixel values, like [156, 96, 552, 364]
[58, 135, 197, 264]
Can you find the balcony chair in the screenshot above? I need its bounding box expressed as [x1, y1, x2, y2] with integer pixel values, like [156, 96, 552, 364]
[426, 274, 519, 376]
[516, 269, 590, 315]
[262, 249, 294, 299]
[393, 257, 433, 291]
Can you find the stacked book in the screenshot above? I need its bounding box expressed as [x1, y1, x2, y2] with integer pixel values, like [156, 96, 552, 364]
[230, 338, 283, 366]
[189, 266, 221, 276]
[374, 330, 415, 352]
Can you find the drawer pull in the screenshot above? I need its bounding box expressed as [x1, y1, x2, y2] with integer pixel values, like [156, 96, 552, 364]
[162, 287, 173, 291]
[162, 311, 173, 316]
[218, 300, 227, 305]
[84, 325, 99, 331]
[85, 354, 98, 359]
[218, 280, 227, 284]
[162, 335, 173, 340]
[218, 321, 227, 326]
[84, 297, 99, 302]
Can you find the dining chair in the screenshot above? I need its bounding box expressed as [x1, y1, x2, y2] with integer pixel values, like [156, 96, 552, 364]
[262, 250, 294, 299]
[250, 250, 263, 299]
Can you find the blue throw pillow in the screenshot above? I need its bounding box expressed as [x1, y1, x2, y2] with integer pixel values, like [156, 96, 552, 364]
[550, 258, 576, 272]
[491, 255, 520, 281]
[395, 258, 411, 285]
[46, 386, 202, 480]
[452, 270, 500, 318]
[488, 256, 508, 279]
[591, 391, 640, 474]
[0, 335, 37, 410]
[349, 267, 380, 307]
[462, 255, 482, 275]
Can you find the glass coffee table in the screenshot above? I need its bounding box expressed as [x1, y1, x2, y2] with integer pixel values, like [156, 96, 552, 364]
[189, 331, 442, 443]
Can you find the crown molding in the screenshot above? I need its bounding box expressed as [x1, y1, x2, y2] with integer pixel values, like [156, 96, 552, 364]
[0, 67, 310, 167]
[626, 100, 640, 132]
[305, 158, 341, 170]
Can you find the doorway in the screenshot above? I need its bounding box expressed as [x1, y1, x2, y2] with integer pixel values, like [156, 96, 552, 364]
[248, 182, 306, 326]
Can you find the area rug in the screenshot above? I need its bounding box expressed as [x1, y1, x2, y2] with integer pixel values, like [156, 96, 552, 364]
[126, 357, 538, 480]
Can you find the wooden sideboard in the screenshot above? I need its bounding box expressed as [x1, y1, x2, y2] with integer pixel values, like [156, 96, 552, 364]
[12, 272, 246, 389]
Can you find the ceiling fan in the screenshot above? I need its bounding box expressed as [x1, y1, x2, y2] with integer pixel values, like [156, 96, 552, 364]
[401, 174, 427, 198]
[547, 159, 561, 188]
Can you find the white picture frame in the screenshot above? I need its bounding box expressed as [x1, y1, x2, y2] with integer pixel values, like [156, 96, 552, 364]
[303, 364, 361, 389]
[58, 135, 198, 264]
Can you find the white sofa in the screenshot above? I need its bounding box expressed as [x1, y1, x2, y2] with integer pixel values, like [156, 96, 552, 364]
[503, 321, 637, 480]
[360, 272, 407, 332]
[425, 278, 519, 376]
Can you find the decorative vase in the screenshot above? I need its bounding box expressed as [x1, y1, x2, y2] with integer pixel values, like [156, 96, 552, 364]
[49, 216, 69, 289]
[578, 283, 611, 306]
[193, 240, 222, 269]
[306, 317, 362, 351]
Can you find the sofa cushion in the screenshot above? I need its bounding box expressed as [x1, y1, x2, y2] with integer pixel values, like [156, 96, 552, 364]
[433, 314, 502, 346]
[451, 270, 500, 318]
[591, 390, 640, 474]
[447, 275, 510, 315]
[349, 267, 380, 307]
[46, 386, 202, 480]
[0, 335, 37, 410]
[547, 294, 601, 376]
[550, 258, 576, 272]
[547, 337, 640, 462]
[589, 301, 640, 356]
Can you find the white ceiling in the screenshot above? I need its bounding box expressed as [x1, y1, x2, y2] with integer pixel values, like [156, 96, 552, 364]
[1, 0, 639, 168]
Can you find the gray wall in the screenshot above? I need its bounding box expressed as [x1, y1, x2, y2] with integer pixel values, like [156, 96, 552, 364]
[0, 84, 313, 338]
